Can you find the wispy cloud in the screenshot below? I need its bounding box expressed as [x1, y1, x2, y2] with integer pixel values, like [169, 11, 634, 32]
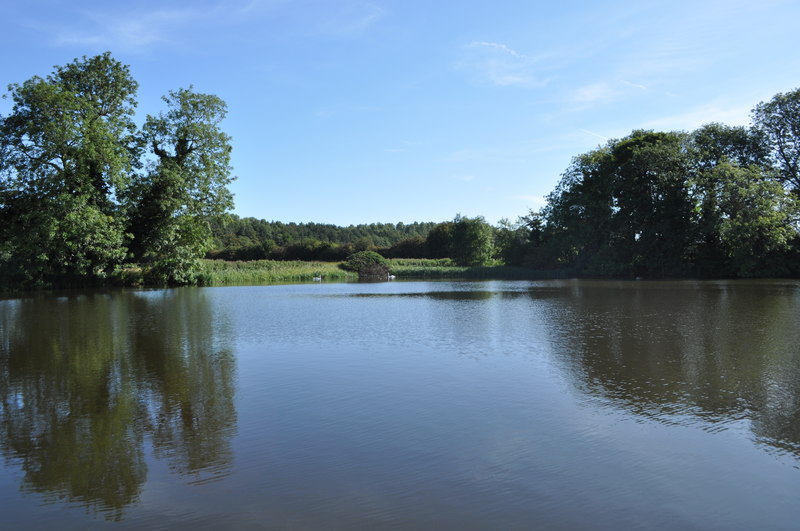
[30, 0, 382, 53]
[622, 79, 647, 90]
[459, 41, 550, 88]
[54, 8, 192, 50]
[579, 129, 609, 142]
[470, 41, 523, 58]
[443, 140, 562, 164]
[570, 82, 618, 104]
[642, 101, 753, 131]
[299, 1, 385, 37]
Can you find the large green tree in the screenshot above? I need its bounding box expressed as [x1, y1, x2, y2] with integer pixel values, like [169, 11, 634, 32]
[687, 123, 789, 275]
[126, 87, 234, 284]
[450, 214, 494, 266]
[541, 131, 696, 277]
[0, 53, 138, 283]
[1, 55, 235, 287]
[753, 88, 800, 192]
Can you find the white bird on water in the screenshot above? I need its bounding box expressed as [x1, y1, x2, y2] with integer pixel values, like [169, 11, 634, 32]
[387, 273, 396, 280]
[313, 276, 322, 282]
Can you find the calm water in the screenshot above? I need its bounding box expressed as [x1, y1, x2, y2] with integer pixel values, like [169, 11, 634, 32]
[1, 280, 799, 529]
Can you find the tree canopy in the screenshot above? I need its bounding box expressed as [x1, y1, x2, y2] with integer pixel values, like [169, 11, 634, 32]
[0, 53, 234, 286]
[2, 55, 799, 285]
[511, 100, 800, 278]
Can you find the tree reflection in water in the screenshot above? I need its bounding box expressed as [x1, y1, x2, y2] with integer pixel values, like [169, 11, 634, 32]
[536, 280, 800, 459]
[0, 289, 235, 520]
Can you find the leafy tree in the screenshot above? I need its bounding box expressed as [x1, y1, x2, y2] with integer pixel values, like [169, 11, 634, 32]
[543, 145, 618, 273]
[610, 131, 695, 277]
[753, 88, 800, 192]
[691, 123, 770, 169]
[494, 217, 529, 266]
[713, 163, 798, 276]
[390, 235, 428, 258]
[127, 87, 234, 284]
[450, 215, 494, 266]
[424, 222, 454, 259]
[0, 53, 138, 283]
[688, 123, 776, 275]
[543, 131, 696, 277]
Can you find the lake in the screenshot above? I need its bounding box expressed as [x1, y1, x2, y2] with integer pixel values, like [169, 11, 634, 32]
[1, 279, 799, 529]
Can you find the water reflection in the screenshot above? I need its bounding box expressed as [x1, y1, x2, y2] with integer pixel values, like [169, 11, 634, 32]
[346, 290, 498, 301]
[536, 280, 800, 459]
[0, 289, 236, 519]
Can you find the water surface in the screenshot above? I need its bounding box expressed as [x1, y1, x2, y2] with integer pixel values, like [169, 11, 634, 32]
[1, 280, 799, 529]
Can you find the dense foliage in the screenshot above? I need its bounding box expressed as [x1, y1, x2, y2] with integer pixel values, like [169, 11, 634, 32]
[502, 90, 800, 278]
[341, 250, 391, 278]
[207, 218, 438, 261]
[0, 53, 234, 286]
[2, 53, 798, 286]
[206, 215, 496, 265]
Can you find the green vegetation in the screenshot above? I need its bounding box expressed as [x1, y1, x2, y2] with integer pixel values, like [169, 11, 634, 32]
[192, 258, 565, 286]
[449, 215, 494, 266]
[198, 260, 353, 285]
[342, 251, 391, 279]
[0, 53, 233, 288]
[2, 53, 799, 287]
[208, 218, 437, 258]
[387, 259, 566, 279]
[520, 119, 800, 278]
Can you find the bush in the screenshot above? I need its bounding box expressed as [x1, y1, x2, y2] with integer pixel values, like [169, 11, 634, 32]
[341, 251, 390, 278]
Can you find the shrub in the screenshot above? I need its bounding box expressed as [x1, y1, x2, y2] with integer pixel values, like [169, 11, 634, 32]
[342, 251, 390, 278]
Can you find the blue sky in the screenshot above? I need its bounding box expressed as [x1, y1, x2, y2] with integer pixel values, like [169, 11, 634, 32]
[2, 0, 799, 225]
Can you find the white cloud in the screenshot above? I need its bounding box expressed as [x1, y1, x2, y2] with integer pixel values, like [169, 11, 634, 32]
[571, 82, 618, 104]
[470, 41, 523, 58]
[40, 0, 382, 53]
[61, 8, 189, 50]
[459, 41, 549, 88]
[43, 3, 239, 52]
[622, 79, 647, 90]
[306, 1, 385, 36]
[642, 102, 753, 131]
[578, 129, 609, 142]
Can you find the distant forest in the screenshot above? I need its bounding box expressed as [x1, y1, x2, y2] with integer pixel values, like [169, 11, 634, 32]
[208, 218, 440, 261]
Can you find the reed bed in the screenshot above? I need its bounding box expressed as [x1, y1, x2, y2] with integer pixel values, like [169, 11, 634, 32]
[198, 258, 569, 286]
[200, 259, 354, 285]
[387, 259, 566, 280]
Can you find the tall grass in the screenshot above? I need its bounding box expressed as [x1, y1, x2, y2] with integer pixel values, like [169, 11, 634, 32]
[197, 258, 569, 287]
[387, 259, 569, 280]
[199, 259, 355, 285]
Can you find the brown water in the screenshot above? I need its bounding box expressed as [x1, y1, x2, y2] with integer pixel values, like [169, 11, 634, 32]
[1, 280, 799, 529]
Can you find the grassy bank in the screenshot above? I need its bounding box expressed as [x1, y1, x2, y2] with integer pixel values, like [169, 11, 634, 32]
[199, 259, 355, 285]
[387, 259, 568, 280]
[198, 258, 568, 286]
[0, 259, 571, 291]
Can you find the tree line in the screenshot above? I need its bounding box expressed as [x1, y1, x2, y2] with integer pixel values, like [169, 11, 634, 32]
[0, 53, 234, 286]
[510, 89, 800, 278]
[207, 217, 439, 261]
[208, 89, 800, 278]
[2, 52, 799, 285]
[207, 214, 498, 265]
